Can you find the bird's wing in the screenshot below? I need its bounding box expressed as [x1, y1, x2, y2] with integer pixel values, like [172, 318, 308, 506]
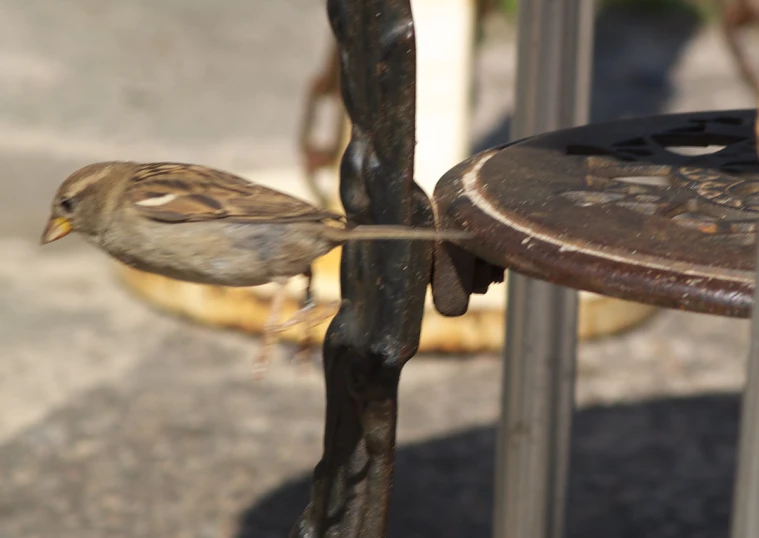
[124, 163, 343, 224]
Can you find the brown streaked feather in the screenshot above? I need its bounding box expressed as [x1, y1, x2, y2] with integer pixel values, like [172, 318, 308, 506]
[125, 163, 344, 224]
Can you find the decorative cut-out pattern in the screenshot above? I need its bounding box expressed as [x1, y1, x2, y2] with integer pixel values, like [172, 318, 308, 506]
[560, 115, 759, 244]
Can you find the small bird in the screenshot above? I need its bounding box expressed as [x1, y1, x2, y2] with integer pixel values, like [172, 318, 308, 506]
[41, 162, 470, 372]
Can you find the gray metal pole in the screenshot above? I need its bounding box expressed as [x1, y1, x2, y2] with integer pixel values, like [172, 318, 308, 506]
[493, 2, 594, 538]
[729, 228, 759, 538]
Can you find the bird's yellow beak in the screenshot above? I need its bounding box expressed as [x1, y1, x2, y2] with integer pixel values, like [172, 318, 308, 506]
[40, 217, 72, 245]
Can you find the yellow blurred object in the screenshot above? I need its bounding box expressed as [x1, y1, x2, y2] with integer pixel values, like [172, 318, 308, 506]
[114, 0, 658, 352]
[116, 238, 657, 354]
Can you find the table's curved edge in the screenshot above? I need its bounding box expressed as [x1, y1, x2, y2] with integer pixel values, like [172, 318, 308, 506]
[432, 148, 754, 318]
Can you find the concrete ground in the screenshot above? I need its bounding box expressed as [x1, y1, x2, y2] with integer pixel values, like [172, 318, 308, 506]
[0, 2, 757, 537]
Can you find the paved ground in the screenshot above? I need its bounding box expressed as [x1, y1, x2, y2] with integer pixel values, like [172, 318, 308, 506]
[1, 2, 758, 537]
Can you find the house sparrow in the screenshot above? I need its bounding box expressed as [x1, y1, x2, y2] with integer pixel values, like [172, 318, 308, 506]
[41, 162, 470, 372]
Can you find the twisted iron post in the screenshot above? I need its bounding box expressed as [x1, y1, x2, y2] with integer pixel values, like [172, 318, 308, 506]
[290, 1, 432, 536]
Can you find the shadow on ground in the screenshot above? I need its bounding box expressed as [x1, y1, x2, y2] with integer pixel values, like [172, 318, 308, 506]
[237, 393, 739, 538]
[472, 5, 702, 152]
[237, 8, 734, 537]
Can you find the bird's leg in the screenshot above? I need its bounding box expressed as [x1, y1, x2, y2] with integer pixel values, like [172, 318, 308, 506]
[281, 268, 341, 369]
[254, 270, 340, 378]
[289, 268, 341, 368]
[290, 298, 342, 370]
[291, 268, 318, 367]
[253, 278, 290, 379]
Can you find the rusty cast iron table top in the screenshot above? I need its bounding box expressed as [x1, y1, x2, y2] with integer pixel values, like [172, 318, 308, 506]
[433, 109, 759, 318]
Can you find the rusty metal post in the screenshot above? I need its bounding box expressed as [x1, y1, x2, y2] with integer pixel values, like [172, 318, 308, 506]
[290, 1, 433, 537]
[729, 228, 759, 538]
[493, 1, 594, 538]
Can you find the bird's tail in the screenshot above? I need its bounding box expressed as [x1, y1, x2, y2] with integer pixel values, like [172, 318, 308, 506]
[324, 224, 471, 243]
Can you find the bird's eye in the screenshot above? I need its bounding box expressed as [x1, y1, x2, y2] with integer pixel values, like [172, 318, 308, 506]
[59, 197, 76, 213]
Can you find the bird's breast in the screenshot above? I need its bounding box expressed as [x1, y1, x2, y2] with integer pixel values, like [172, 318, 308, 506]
[100, 218, 336, 287]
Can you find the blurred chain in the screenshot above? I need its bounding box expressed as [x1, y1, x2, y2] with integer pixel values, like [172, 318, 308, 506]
[298, 41, 343, 208]
[719, 0, 759, 174]
[289, 1, 434, 537]
[298, 0, 498, 208]
[720, 0, 759, 91]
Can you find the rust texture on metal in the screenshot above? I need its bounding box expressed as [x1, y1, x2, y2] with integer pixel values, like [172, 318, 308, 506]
[433, 109, 759, 317]
[290, 1, 433, 537]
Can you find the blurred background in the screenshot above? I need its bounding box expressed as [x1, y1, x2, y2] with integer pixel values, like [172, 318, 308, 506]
[1, 0, 758, 537]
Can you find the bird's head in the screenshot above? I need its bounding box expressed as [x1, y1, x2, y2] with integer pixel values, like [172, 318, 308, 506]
[41, 162, 134, 244]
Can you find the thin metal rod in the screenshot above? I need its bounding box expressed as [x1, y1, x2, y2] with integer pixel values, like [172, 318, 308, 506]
[729, 227, 759, 538]
[495, 277, 578, 538]
[493, 1, 594, 538]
